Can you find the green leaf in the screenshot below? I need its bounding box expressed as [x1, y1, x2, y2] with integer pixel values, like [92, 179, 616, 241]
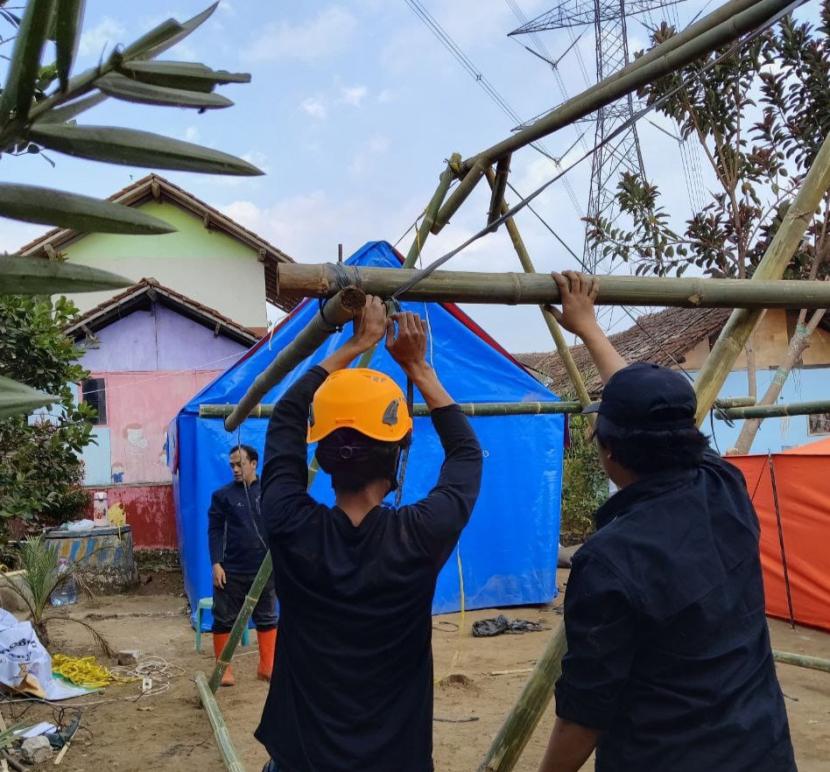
[118, 60, 251, 93]
[121, 18, 185, 60]
[96, 72, 233, 109]
[55, 0, 85, 92]
[0, 375, 57, 418]
[0, 0, 56, 122]
[137, 3, 219, 60]
[29, 123, 264, 176]
[0, 183, 176, 234]
[0, 254, 132, 295]
[33, 92, 108, 124]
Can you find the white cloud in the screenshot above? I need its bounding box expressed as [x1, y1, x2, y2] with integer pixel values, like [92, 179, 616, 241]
[349, 134, 390, 175]
[377, 89, 397, 104]
[300, 97, 327, 120]
[79, 18, 126, 57]
[243, 6, 357, 62]
[184, 126, 200, 143]
[339, 85, 368, 107]
[219, 1, 236, 15]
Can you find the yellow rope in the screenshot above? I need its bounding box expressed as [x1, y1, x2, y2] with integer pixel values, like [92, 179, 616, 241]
[52, 654, 137, 690]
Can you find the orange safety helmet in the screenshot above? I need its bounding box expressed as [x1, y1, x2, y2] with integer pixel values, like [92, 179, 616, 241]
[308, 368, 413, 444]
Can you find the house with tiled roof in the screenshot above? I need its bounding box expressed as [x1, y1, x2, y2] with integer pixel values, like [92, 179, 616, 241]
[517, 306, 830, 454]
[21, 175, 294, 549]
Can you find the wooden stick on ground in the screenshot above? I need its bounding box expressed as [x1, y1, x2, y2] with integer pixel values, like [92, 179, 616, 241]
[196, 672, 246, 772]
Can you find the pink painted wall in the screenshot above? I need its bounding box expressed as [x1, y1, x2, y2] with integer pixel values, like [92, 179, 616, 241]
[91, 370, 220, 485]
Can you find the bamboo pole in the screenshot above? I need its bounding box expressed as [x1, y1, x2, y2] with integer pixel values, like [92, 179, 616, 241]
[196, 671, 246, 772]
[201, 401, 588, 419]
[275, 264, 830, 309]
[405, 156, 460, 265]
[223, 287, 366, 432]
[209, 553, 273, 693]
[462, 0, 794, 173]
[432, 159, 486, 234]
[694, 131, 830, 425]
[715, 399, 830, 420]
[485, 167, 593, 409]
[487, 156, 511, 227]
[773, 650, 830, 674]
[478, 621, 568, 772]
[714, 396, 755, 409]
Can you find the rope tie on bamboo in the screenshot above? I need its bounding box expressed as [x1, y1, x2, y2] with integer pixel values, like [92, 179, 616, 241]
[318, 264, 363, 331]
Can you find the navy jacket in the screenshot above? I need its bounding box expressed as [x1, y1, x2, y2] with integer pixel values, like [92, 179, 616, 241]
[555, 451, 795, 772]
[255, 366, 482, 772]
[207, 478, 268, 574]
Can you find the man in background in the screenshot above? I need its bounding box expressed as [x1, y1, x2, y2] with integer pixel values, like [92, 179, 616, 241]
[208, 444, 277, 687]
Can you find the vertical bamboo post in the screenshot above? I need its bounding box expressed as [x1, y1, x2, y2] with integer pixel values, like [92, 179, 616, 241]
[485, 167, 593, 409]
[477, 168, 590, 772]
[694, 131, 830, 424]
[196, 672, 247, 771]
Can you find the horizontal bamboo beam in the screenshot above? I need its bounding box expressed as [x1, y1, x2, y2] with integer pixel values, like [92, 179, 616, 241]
[773, 650, 830, 674]
[201, 401, 587, 419]
[275, 264, 830, 309]
[195, 672, 246, 772]
[223, 287, 366, 432]
[715, 399, 830, 420]
[463, 0, 794, 173]
[204, 397, 748, 420]
[714, 396, 756, 409]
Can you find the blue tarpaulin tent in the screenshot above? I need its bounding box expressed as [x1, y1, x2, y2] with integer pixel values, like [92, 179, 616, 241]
[170, 241, 565, 629]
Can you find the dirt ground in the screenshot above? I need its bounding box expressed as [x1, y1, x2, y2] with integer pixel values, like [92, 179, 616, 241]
[3, 569, 829, 771]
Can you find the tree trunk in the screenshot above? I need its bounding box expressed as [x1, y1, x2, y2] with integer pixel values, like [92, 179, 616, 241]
[732, 308, 827, 453]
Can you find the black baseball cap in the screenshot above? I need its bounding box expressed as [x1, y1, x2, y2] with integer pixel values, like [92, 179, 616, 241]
[582, 362, 697, 430]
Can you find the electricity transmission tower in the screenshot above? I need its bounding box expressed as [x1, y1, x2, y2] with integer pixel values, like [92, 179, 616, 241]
[510, 0, 686, 274]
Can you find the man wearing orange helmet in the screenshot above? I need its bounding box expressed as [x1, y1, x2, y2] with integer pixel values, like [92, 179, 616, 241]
[255, 297, 482, 772]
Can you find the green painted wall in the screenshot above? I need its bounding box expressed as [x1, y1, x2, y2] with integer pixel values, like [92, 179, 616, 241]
[62, 200, 266, 327]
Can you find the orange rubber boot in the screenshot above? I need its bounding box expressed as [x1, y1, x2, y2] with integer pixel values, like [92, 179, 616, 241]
[212, 633, 235, 687]
[257, 629, 277, 682]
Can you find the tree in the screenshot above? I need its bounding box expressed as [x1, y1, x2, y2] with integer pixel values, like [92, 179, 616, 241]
[0, 2, 261, 534]
[0, 295, 92, 530]
[586, 7, 830, 450]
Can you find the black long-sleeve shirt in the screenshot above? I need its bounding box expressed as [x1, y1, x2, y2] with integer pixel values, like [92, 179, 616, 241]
[255, 366, 482, 772]
[206, 478, 268, 574]
[555, 451, 795, 772]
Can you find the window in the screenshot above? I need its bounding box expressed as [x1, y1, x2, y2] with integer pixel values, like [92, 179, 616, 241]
[82, 378, 107, 425]
[808, 413, 830, 435]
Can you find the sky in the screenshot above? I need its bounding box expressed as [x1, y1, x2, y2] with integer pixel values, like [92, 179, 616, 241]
[0, 0, 806, 352]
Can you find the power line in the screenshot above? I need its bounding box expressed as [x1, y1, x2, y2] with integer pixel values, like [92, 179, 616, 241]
[403, 0, 585, 217]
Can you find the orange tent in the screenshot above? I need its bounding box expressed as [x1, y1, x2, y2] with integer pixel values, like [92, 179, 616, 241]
[728, 436, 830, 632]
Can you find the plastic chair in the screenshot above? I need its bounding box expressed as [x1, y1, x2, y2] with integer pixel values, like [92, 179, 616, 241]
[195, 597, 249, 653]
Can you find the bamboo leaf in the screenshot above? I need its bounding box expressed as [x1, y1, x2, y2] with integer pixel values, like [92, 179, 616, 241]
[0, 375, 57, 418]
[96, 72, 233, 109]
[55, 0, 85, 92]
[118, 60, 251, 93]
[29, 124, 264, 176]
[0, 183, 176, 234]
[0, 254, 132, 294]
[137, 3, 219, 60]
[120, 18, 185, 60]
[33, 92, 107, 124]
[0, 0, 56, 122]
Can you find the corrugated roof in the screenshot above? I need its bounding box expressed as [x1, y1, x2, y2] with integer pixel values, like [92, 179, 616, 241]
[65, 277, 260, 348]
[516, 307, 731, 396]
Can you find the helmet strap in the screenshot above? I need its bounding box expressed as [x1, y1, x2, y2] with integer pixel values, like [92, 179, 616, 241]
[393, 377, 415, 506]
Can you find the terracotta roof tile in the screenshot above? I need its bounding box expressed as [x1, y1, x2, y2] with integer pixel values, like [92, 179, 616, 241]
[515, 307, 731, 396]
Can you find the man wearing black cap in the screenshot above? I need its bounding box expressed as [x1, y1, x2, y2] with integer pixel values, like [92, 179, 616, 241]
[538, 272, 795, 772]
